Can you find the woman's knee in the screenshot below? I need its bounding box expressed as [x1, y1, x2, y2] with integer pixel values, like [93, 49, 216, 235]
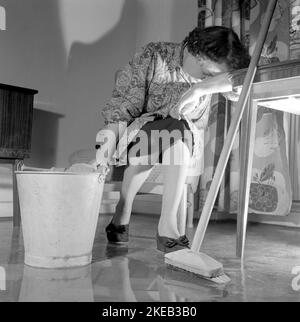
[162, 140, 191, 166]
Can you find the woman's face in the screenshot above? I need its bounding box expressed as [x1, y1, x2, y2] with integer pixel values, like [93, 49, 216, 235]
[183, 49, 229, 79]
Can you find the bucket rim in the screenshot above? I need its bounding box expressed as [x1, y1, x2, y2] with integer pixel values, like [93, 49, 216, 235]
[15, 171, 102, 176]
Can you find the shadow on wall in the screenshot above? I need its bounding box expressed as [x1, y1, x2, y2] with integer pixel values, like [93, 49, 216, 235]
[0, 0, 196, 168]
[0, 0, 66, 168]
[0, 0, 140, 167]
[56, 0, 141, 166]
[1, 0, 197, 168]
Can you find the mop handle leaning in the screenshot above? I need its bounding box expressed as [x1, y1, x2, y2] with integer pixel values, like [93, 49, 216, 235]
[191, 0, 279, 253]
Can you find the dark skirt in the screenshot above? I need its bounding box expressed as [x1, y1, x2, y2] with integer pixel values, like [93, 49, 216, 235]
[127, 116, 194, 164]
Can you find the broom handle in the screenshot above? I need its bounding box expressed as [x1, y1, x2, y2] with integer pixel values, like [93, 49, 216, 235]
[191, 0, 278, 253]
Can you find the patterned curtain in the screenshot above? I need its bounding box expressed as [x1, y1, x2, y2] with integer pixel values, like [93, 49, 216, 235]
[197, 0, 293, 216]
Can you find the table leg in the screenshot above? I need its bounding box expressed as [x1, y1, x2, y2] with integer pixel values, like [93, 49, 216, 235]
[237, 98, 258, 259]
[12, 160, 21, 227]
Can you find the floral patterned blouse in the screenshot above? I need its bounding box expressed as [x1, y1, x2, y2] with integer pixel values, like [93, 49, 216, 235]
[101, 42, 239, 166]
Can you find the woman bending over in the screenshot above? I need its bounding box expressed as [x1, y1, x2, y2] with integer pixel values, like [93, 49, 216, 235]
[96, 26, 250, 253]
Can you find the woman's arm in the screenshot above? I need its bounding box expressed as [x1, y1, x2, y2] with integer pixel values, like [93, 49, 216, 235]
[96, 43, 157, 166]
[101, 43, 156, 125]
[194, 72, 233, 95]
[199, 72, 242, 102]
[95, 122, 127, 166]
[171, 73, 236, 118]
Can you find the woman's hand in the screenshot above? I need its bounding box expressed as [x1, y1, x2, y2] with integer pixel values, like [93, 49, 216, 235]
[170, 72, 234, 120]
[170, 85, 202, 119]
[95, 122, 126, 166]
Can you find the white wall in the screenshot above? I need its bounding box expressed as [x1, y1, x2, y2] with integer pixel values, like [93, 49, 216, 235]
[135, 0, 197, 49]
[0, 0, 197, 167]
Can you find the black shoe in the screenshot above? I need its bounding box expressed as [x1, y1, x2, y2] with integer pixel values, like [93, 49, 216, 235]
[156, 234, 190, 253]
[105, 222, 129, 244]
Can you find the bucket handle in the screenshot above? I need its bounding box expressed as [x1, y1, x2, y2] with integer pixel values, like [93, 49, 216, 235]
[16, 160, 24, 172]
[16, 161, 110, 181]
[17, 163, 64, 172]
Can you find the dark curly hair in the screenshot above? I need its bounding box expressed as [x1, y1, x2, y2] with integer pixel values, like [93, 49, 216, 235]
[182, 26, 250, 71]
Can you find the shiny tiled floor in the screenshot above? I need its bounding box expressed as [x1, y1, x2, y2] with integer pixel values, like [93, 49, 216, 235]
[0, 214, 300, 302]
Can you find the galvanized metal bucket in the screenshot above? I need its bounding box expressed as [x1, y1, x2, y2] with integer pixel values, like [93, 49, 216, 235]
[16, 170, 106, 268]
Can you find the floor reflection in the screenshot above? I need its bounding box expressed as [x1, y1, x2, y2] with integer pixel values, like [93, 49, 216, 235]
[0, 266, 6, 292]
[92, 249, 228, 302]
[19, 265, 94, 302]
[2, 250, 230, 302]
[0, 215, 300, 302]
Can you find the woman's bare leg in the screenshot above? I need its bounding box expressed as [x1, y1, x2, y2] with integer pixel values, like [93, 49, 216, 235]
[158, 140, 191, 239]
[112, 164, 154, 225]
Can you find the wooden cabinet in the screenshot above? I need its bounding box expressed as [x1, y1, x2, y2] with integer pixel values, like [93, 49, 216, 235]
[0, 83, 38, 226]
[0, 84, 38, 159]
